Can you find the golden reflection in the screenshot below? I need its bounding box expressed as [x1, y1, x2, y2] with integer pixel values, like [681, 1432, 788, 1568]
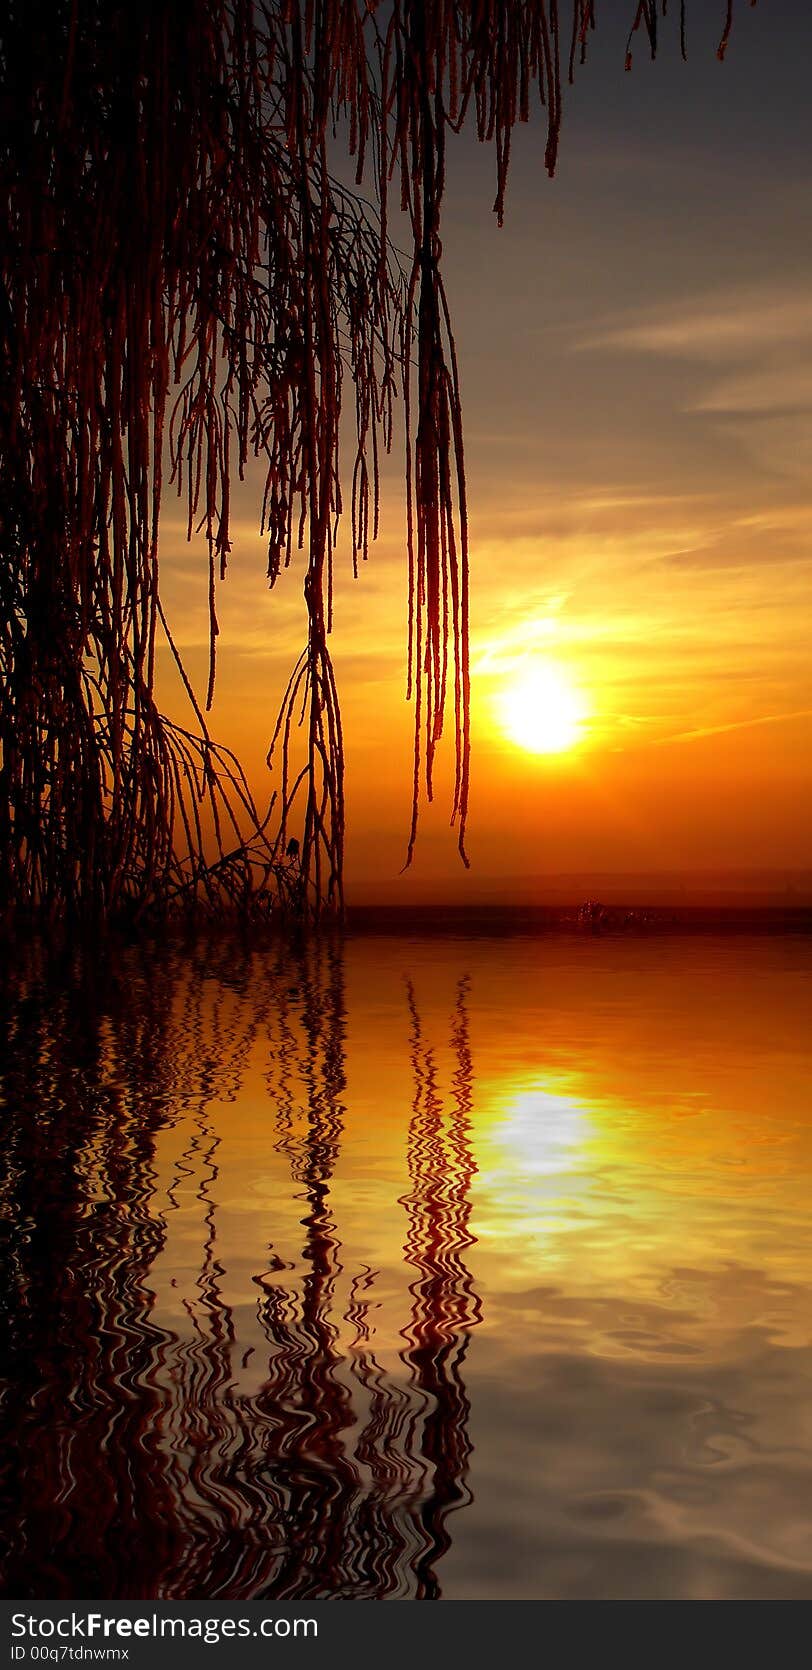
[2, 932, 811, 1599]
[493, 1084, 591, 1175]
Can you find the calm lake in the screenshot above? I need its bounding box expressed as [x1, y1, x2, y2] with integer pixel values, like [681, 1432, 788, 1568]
[2, 928, 811, 1600]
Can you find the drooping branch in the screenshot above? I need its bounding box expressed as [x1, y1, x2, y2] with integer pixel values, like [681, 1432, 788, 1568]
[0, 1, 750, 921]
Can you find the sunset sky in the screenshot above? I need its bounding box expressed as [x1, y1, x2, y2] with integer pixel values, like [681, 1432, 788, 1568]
[160, 2, 811, 903]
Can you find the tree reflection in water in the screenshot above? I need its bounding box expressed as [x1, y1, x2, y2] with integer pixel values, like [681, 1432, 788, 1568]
[0, 936, 481, 1599]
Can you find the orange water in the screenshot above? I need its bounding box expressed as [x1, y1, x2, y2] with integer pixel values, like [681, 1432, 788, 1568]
[2, 931, 810, 1598]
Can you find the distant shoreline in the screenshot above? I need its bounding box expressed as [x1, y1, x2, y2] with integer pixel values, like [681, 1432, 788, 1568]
[3, 903, 810, 953]
[346, 903, 812, 936]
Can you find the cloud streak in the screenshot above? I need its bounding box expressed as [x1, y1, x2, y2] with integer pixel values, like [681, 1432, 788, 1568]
[581, 285, 812, 362]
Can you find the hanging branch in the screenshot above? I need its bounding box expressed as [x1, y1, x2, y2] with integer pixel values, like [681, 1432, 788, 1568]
[0, 1, 750, 923]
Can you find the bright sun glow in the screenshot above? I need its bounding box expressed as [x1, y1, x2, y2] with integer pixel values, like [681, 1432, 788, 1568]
[498, 663, 587, 755]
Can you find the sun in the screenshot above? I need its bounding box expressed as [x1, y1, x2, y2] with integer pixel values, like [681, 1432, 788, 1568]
[497, 663, 587, 755]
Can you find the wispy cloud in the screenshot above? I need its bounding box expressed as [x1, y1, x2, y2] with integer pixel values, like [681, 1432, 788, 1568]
[580, 285, 812, 362]
[574, 284, 812, 486]
[651, 709, 812, 747]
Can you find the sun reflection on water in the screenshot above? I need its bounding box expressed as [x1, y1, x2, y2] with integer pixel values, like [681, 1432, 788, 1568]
[2, 931, 811, 1599]
[494, 1084, 591, 1176]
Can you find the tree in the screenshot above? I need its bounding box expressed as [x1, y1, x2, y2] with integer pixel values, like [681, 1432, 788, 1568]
[0, 1, 746, 922]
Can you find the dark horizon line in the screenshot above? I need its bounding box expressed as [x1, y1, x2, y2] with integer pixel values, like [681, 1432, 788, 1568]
[345, 902, 812, 933]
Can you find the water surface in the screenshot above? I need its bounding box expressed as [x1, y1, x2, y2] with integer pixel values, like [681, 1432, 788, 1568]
[1, 930, 810, 1599]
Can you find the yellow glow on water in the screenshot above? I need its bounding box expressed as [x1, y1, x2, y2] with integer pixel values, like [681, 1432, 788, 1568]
[495, 1085, 590, 1175]
[53, 933, 812, 1596]
[145, 935, 812, 1369]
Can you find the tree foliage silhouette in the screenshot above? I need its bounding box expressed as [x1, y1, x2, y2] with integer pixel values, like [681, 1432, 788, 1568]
[0, 1, 748, 921]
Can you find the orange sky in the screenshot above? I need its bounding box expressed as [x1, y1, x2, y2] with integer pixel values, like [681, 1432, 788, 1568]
[158, 7, 812, 903]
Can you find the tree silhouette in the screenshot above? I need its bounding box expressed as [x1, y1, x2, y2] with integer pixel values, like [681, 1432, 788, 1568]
[0, 1, 747, 922]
